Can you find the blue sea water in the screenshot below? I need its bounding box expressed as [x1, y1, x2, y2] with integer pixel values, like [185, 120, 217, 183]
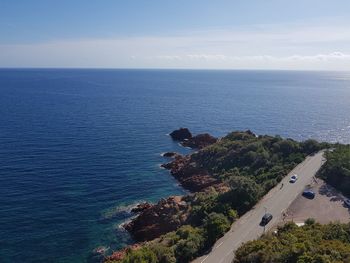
[0, 69, 350, 263]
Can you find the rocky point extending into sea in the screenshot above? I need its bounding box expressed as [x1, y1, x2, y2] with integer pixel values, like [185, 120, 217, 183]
[124, 128, 220, 238]
[105, 128, 221, 259]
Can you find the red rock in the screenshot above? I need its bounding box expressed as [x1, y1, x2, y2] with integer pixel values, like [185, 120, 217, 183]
[169, 128, 192, 141]
[124, 196, 189, 242]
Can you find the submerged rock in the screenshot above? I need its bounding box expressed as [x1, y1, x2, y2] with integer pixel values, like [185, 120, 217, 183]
[169, 128, 192, 141]
[160, 162, 173, 169]
[92, 246, 109, 256]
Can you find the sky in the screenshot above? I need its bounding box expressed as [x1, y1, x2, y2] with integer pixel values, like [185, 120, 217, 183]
[1, 0, 350, 70]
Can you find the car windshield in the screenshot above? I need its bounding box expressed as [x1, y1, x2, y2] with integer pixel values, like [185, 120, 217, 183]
[263, 214, 271, 219]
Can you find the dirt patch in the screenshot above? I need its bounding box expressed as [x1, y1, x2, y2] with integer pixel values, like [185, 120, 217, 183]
[281, 178, 350, 224]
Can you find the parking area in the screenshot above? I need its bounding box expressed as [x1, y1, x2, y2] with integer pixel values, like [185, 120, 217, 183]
[282, 178, 350, 224]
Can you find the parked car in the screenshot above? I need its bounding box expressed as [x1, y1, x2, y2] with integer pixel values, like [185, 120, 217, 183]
[260, 213, 273, 226]
[344, 199, 350, 207]
[302, 190, 315, 199]
[290, 174, 298, 183]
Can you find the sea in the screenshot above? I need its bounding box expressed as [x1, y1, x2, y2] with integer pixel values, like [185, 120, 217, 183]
[0, 69, 349, 262]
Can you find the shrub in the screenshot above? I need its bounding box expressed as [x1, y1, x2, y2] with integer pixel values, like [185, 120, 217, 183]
[319, 146, 350, 195]
[204, 212, 230, 245]
[120, 247, 158, 263]
[149, 243, 176, 263]
[304, 218, 316, 225]
[234, 222, 350, 263]
[173, 226, 205, 262]
[220, 176, 262, 214]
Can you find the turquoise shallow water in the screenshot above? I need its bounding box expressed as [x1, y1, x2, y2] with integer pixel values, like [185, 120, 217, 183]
[0, 69, 349, 262]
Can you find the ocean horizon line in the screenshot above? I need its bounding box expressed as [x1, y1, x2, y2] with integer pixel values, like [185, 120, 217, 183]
[0, 67, 349, 73]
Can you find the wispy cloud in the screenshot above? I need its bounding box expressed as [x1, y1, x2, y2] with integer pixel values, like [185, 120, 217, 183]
[1, 23, 350, 69]
[154, 52, 350, 62]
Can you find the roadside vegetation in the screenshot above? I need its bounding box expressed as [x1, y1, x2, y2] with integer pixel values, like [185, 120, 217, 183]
[318, 145, 350, 195]
[234, 221, 350, 263]
[107, 131, 329, 263]
[233, 143, 350, 263]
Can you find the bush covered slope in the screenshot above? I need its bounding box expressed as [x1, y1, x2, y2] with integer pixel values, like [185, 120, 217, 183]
[191, 131, 327, 212]
[319, 145, 350, 195]
[234, 221, 350, 263]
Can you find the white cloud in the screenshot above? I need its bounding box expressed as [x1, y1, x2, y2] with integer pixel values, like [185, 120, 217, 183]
[154, 52, 350, 62]
[1, 24, 350, 70]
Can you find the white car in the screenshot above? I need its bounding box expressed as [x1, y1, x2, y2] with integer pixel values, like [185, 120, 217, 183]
[290, 174, 298, 183]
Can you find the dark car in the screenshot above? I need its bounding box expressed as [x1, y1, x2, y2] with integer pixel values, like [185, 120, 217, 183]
[302, 190, 315, 199]
[344, 199, 350, 207]
[260, 213, 273, 226]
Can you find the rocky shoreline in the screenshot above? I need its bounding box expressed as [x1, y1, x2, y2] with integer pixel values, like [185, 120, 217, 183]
[124, 129, 220, 239]
[105, 128, 220, 260]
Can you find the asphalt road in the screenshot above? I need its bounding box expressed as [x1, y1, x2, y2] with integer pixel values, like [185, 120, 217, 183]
[193, 151, 326, 263]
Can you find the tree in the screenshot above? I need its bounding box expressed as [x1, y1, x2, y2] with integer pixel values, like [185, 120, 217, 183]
[319, 146, 350, 195]
[301, 139, 321, 154]
[220, 176, 262, 213]
[149, 243, 176, 263]
[173, 225, 205, 263]
[203, 212, 230, 245]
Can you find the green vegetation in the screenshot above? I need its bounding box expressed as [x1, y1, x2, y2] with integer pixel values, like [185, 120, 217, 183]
[114, 247, 158, 263]
[108, 131, 328, 263]
[234, 221, 350, 263]
[319, 145, 350, 195]
[195, 133, 323, 182]
[192, 132, 327, 213]
[107, 225, 204, 263]
[203, 212, 231, 245]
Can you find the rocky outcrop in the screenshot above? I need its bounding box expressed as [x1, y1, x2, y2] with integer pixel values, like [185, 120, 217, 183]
[181, 133, 217, 149]
[169, 128, 217, 149]
[161, 154, 186, 170]
[169, 128, 192, 141]
[131, 202, 153, 213]
[124, 196, 190, 242]
[162, 154, 219, 192]
[162, 151, 178, 158]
